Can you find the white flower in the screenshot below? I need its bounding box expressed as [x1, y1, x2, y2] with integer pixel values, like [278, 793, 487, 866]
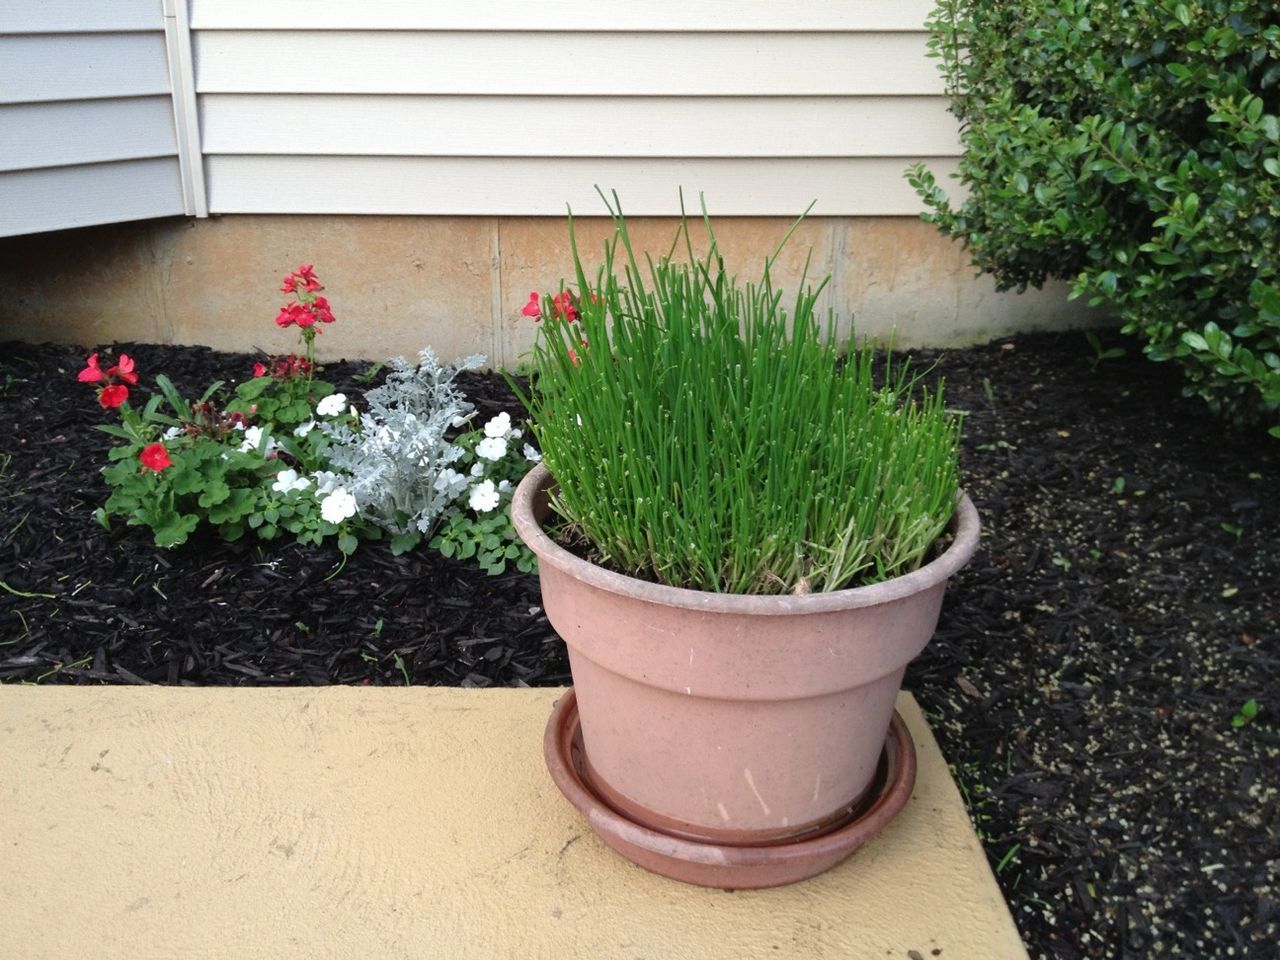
[475, 436, 508, 462]
[450, 414, 472, 428]
[293, 419, 315, 438]
[271, 468, 311, 494]
[498, 480, 511, 493]
[320, 487, 358, 524]
[470, 462, 484, 477]
[510, 427, 523, 440]
[315, 393, 348, 417]
[162, 426, 184, 440]
[468, 479, 500, 513]
[434, 467, 468, 496]
[522, 443, 542, 463]
[311, 470, 342, 496]
[484, 412, 512, 439]
[238, 425, 275, 455]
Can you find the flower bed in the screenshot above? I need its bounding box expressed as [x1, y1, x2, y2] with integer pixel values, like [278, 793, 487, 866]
[0, 331, 1276, 958]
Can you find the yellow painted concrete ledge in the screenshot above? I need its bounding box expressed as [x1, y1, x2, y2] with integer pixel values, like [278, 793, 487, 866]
[0, 688, 1027, 960]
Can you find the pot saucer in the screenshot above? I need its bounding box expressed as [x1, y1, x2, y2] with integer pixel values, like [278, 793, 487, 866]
[543, 688, 917, 890]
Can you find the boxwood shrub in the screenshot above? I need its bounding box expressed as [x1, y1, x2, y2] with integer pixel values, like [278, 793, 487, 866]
[908, 0, 1280, 434]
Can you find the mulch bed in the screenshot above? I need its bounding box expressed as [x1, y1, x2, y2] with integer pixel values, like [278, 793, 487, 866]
[0, 332, 1275, 959]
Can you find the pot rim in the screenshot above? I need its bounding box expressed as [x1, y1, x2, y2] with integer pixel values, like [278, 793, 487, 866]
[512, 461, 980, 615]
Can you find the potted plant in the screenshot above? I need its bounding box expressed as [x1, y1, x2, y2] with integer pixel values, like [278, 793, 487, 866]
[511, 192, 980, 888]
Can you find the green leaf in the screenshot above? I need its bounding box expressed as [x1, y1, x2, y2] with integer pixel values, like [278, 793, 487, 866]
[94, 424, 139, 441]
[1173, 3, 1190, 27]
[338, 532, 360, 555]
[197, 480, 231, 508]
[1182, 332, 1209, 352]
[153, 374, 191, 419]
[389, 531, 420, 556]
[198, 379, 226, 404]
[153, 513, 199, 548]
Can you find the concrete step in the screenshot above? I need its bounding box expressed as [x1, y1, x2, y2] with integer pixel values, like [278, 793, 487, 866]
[0, 687, 1026, 959]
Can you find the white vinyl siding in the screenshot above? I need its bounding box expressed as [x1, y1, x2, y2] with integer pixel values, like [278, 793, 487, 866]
[190, 1, 955, 216]
[0, 1, 189, 237]
[193, 32, 942, 97]
[189, 1, 935, 32]
[203, 156, 956, 217]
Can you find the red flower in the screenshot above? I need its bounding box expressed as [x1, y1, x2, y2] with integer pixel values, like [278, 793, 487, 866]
[312, 296, 335, 324]
[521, 292, 542, 319]
[552, 291, 579, 322]
[253, 362, 267, 378]
[275, 303, 315, 328]
[99, 384, 129, 409]
[106, 353, 138, 386]
[567, 347, 580, 366]
[139, 443, 172, 473]
[281, 274, 298, 294]
[77, 353, 105, 383]
[295, 264, 323, 293]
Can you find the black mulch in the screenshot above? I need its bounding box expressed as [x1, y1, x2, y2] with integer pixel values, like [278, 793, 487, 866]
[0, 332, 1276, 959]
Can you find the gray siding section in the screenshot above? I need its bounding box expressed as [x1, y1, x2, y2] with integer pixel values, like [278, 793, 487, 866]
[0, 1, 186, 237]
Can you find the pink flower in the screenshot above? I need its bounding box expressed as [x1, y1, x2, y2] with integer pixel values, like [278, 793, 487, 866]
[107, 354, 138, 386]
[139, 443, 172, 473]
[99, 384, 129, 409]
[521, 292, 542, 319]
[295, 264, 323, 293]
[77, 353, 104, 383]
[281, 274, 298, 294]
[253, 362, 267, 378]
[552, 291, 579, 322]
[312, 296, 335, 324]
[275, 303, 314, 328]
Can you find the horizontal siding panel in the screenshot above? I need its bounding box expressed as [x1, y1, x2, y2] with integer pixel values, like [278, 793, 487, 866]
[205, 156, 954, 216]
[0, 158, 186, 237]
[0, 0, 161, 34]
[201, 95, 959, 158]
[0, 97, 178, 172]
[0, 34, 171, 104]
[195, 32, 942, 96]
[191, 0, 934, 32]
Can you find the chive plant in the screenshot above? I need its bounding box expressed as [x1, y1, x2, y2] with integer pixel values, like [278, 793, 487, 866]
[517, 192, 961, 595]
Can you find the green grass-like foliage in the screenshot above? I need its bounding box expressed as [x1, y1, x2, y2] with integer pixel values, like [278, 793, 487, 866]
[517, 193, 961, 595]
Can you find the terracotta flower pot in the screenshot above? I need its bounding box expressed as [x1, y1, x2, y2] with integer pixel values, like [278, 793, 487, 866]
[513, 462, 980, 878]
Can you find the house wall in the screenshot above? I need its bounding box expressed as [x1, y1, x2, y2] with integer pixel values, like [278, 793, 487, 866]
[0, 0, 190, 236]
[0, 1, 1096, 360]
[189, 0, 957, 216]
[0, 214, 1093, 367]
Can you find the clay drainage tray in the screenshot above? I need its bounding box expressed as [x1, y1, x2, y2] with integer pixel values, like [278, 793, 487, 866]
[544, 689, 918, 889]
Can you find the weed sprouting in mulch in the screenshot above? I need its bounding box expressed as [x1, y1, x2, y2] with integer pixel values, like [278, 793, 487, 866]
[0, 331, 1276, 959]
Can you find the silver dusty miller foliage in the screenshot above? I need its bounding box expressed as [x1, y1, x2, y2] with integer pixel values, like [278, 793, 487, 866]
[320, 348, 485, 538]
